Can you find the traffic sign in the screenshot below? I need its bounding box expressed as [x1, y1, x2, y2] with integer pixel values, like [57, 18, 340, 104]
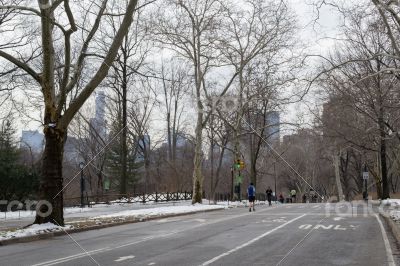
[362, 172, 369, 180]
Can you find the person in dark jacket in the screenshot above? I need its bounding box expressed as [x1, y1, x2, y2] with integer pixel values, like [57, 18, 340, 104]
[278, 192, 284, 204]
[266, 186, 273, 206]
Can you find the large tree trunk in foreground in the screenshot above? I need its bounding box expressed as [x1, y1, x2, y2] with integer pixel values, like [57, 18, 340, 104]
[34, 127, 66, 226]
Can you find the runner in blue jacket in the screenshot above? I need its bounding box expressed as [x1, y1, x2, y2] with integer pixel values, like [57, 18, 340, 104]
[248, 183, 256, 212]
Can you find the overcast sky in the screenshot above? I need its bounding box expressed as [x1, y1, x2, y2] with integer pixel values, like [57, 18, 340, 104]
[13, 0, 345, 138]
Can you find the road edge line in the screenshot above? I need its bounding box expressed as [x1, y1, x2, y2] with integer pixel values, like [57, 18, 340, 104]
[375, 213, 396, 266]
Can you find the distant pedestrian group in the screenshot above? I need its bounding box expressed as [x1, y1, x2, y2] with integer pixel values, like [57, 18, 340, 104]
[247, 184, 300, 212]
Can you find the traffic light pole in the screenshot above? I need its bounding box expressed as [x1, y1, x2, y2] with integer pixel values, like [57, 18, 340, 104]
[238, 170, 241, 201]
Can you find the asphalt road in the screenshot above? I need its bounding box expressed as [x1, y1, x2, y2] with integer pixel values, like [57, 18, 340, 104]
[0, 203, 398, 266]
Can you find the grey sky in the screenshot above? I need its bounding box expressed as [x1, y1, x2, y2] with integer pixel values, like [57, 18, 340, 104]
[10, 0, 345, 137]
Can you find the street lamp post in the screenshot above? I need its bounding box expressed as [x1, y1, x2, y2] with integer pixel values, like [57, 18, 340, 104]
[79, 162, 85, 208]
[362, 164, 369, 201]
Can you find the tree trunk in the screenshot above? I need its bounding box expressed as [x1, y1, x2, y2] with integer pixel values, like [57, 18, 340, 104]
[34, 127, 65, 226]
[333, 151, 344, 202]
[213, 140, 227, 203]
[120, 57, 128, 195]
[379, 117, 390, 199]
[192, 111, 204, 204]
[249, 134, 257, 187]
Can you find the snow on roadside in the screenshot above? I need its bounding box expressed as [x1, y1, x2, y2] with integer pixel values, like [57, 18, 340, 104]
[0, 204, 226, 240]
[381, 199, 400, 207]
[378, 199, 400, 223]
[0, 200, 194, 220]
[0, 223, 73, 240]
[90, 204, 226, 220]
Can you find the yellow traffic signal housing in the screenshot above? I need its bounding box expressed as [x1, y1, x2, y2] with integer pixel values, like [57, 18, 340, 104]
[240, 160, 245, 170]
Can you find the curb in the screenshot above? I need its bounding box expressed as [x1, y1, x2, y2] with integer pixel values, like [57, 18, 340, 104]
[379, 211, 400, 244]
[0, 208, 224, 246]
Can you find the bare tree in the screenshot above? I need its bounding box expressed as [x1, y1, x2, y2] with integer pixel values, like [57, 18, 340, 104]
[0, 0, 140, 225]
[101, 4, 150, 195]
[152, 0, 240, 203]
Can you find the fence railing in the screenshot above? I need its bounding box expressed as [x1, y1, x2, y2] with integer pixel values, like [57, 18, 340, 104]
[63, 191, 193, 207]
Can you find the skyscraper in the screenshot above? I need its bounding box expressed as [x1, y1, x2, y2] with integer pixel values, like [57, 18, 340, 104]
[266, 111, 280, 144]
[90, 91, 107, 138]
[20, 130, 44, 153]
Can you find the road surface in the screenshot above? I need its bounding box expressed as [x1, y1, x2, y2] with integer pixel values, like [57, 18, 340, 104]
[0, 203, 398, 266]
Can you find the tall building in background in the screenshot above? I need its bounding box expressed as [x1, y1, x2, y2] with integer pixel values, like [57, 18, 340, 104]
[95, 91, 106, 122]
[20, 130, 44, 153]
[90, 91, 107, 138]
[266, 111, 280, 144]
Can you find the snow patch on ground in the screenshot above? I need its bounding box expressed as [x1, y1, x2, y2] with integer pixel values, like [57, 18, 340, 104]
[377, 199, 400, 222]
[90, 204, 225, 220]
[381, 199, 400, 207]
[0, 200, 194, 220]
[0, 203, 226, 241]
[0, 223, 73, 240]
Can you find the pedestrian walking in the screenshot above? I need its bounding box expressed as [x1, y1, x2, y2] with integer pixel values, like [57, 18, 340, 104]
[266, 186, 273, 206]
[247, 183, 256, 212]
[279, 192, 284, 204]
[290, 189, 297, 203]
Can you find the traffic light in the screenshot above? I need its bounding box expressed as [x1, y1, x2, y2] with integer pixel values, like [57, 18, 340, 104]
[235, 159, 241, 170]
[240, 160, 245, 170]
[234, 159, 245, 170]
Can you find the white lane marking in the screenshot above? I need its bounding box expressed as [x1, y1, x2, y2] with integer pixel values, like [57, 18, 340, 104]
[375, 214, 395, 266]
[312, 205, 320, 209]
[334, 225, 346, 231]
[334, 217, 345, 221]
[314, 224, 333, 230]
[32, 206, 280, 266]
[299, 224, 312, 230]
[31, 248, 112, 266]
[148, 263, 156, 265]
[349, 225, 358, 230]
[200, 214, 306, 266]
[272, 219, 287, 222]
[115, 255, 135, 262]
[299, 224, 350, 231]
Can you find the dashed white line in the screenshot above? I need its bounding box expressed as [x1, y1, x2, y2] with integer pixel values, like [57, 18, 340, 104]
[114, 255, 135, 262]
